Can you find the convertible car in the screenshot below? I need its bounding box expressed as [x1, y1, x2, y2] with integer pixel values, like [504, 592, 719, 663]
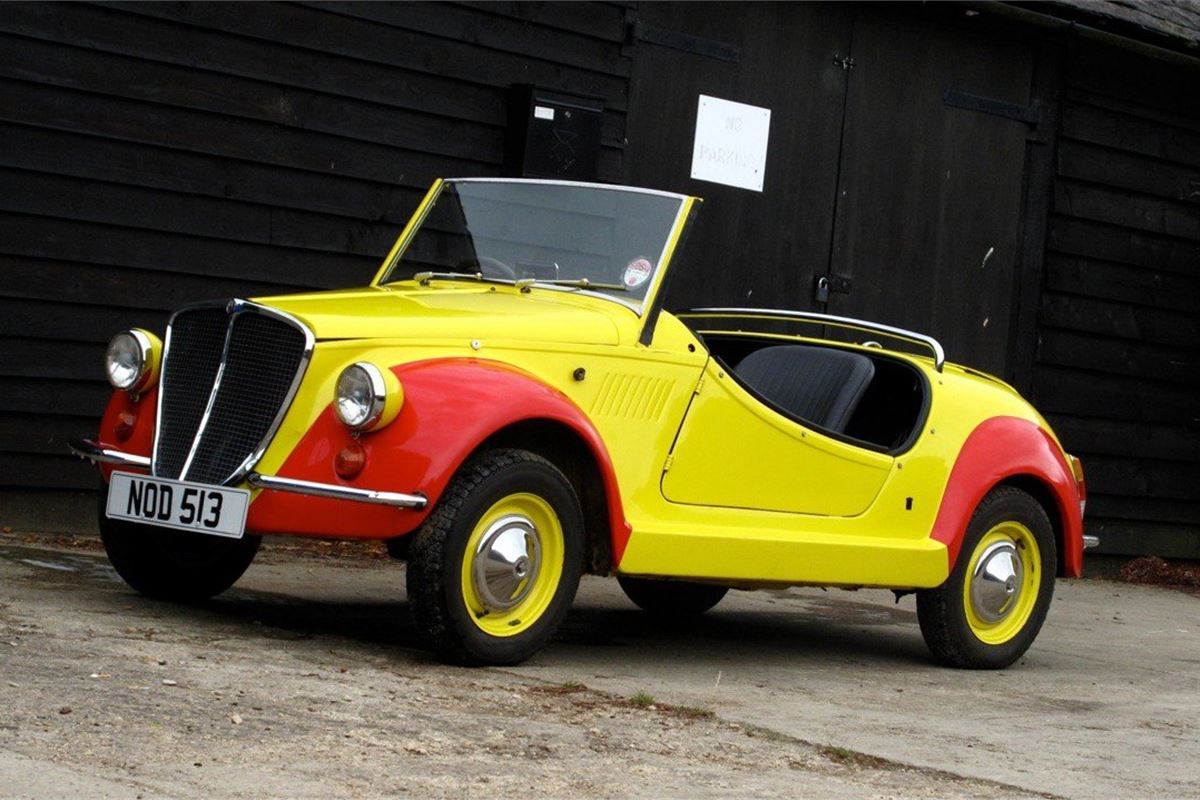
[72, 178, 1091, 668]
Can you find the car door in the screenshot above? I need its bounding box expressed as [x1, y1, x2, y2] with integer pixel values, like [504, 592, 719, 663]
[661, 358, 893, 516]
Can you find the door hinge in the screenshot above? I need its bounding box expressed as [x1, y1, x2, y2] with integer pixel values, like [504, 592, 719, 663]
[693, 374, 706, 395]
[663, 453, 675, 473]
[833, 54, 857, 71]
[943, 89, 1040, 128]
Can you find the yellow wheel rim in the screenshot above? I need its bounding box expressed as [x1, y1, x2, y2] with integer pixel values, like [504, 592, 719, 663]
[460, 493, 564, 637]
[962, 521, 1041, 645]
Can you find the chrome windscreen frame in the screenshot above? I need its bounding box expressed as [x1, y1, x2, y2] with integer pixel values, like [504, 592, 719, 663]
[152, 298, 316, 487]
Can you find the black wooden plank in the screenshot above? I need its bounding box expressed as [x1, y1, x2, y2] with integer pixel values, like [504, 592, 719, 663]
[1044, 254, 1200, 315]
[1086, 495, 1200, 526]
[0, 78, 487, 190]
[0, 0, 508, 127]
[0, 412, 102, 456]
[1065, 88, 1200, 137]
[0, 255, 293, 310]
[1032, 364, 1198, 424]
[1066, 42, 1200, 123]
[1037, 328, 1196, 386]
[0, 168, 399, 258]
[0, 338, 105, 380]
[0, 123, 425, 226]
[0, 213, 378, 288]
[1081, 455, 1200, 503]
[453, 1, 628, 42]
[0, 299, 169, 345]
[1054, 178, 1200, 241]
[1038, 292, 1200, 349]
[1, 376, 111, 417]
[0, 453, 97, 490]
[310, 1, 631, 77]
[1085, 518, 1200, 559]
[1058, 139, 1200, 204]
[109, 1, 630, 111]
[1047, 216, 1200, 277]
[0, 30, 505, 164]
[1047, 414, 1200, 463]
[1062, 102, 1200, 169]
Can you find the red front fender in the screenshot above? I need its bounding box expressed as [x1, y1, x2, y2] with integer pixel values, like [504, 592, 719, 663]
[930, 416, 1084, 579]
[247, 359, 630, 558]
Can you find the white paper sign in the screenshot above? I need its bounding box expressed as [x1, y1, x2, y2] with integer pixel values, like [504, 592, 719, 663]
[690, 95, 772, 192]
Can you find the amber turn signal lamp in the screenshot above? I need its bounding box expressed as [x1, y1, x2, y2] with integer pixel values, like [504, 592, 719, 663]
[334, 442, 367, 480]
[114, 410, 137, 442]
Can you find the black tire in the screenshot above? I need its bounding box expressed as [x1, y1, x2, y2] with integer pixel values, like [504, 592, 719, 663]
[406, 449, 584, 666]
[618, 576, 728, 616]
[98, 488, 261, 601]
[917, 486, 1056, 669]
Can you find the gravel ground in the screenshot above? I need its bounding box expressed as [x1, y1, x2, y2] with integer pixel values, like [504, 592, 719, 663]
[0, 535, 1044, 800]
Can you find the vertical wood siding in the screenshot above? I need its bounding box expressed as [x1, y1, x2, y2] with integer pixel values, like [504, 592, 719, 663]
[1034, 43, 1200, 557]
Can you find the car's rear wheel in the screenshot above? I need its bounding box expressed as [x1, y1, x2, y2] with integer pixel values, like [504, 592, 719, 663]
[407, 449, 584, 666]
[618, 576, 728, 616]
[917, 486, 1056, 669]
[98, 486, 261, 601]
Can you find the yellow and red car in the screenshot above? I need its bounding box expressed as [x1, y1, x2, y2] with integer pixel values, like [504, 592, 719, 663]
[72, 178, 1091, 668]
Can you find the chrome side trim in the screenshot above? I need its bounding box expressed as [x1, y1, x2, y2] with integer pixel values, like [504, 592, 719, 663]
[679, 307, 947, 372]
[1083, 535, 1100, 551]
[246, 472, 428, 510]
[68, 439, 151, 469]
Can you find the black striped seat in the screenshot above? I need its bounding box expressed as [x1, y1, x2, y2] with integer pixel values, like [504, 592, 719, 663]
[735, 345, 875, 434]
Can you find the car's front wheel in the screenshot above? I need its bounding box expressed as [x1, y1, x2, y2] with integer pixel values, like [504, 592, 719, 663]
[99, 488, 261, 601]
[917, 486, 1056, 669]
[406, 449, 584, 665]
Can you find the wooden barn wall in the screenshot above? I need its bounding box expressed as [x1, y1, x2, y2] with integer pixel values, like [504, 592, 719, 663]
[1033, 42, 1200, 558]
[0, 1, 632, 526]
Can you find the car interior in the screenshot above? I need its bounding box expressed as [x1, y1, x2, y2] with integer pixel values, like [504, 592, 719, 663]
[694, 333, 930, 454]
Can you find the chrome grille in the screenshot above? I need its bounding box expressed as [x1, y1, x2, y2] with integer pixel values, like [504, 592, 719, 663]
[153, 301, 312, 485]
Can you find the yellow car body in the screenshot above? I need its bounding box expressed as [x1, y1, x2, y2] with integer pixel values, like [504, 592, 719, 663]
[76, 178, 1087, 667]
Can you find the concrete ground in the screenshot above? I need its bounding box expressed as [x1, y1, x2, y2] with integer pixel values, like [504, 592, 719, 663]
[1, 535, 1196, 799]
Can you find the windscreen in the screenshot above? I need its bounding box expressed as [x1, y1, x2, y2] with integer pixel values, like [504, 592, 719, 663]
[380, 181, 685, 308]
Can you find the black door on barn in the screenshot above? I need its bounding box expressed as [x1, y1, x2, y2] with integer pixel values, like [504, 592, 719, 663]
[625, 4, 1037, 377]
[623, 2, 855, 312]
[824, 7, 1036, 375]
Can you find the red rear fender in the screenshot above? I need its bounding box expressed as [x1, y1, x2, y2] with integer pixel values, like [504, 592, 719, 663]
[931, 416, 1084, 579]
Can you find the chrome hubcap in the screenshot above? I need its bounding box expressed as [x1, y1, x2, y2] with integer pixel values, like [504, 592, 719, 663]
[970, 541, 1024, 623]
[472, 514, 541, 612]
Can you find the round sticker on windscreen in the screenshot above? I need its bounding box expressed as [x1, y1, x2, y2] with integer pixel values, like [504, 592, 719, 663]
[623, 258, 653, 288]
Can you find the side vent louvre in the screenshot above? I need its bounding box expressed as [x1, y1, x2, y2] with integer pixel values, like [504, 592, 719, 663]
[589, 374, 674, 421]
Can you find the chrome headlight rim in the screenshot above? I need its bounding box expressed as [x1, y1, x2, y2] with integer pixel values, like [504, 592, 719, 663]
[105, 329, 154, 392]
[335, 362, 388, 431]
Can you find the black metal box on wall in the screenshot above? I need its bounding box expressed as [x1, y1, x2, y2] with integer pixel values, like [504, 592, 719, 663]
[505, 85, 604, 181]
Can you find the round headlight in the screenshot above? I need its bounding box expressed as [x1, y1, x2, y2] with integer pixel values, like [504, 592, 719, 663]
[105, 330, 156, 391]
[335, 363, 388, 431]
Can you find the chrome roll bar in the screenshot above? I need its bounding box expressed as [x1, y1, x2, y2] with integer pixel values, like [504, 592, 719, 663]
[678, 307, 946, 372]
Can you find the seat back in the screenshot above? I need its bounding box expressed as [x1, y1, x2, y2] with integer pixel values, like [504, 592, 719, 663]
[734, 345, 875, 433]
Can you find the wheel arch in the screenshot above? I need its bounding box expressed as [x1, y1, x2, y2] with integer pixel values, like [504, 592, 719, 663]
[477, 418, 619, 575]
[995, 474, 1068, 578]
[930, 416, 1084, 579]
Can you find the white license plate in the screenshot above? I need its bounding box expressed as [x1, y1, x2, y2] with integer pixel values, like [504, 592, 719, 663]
[106, 473, 249, 539]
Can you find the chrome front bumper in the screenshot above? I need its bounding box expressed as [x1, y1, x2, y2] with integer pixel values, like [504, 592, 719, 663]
[69, 438, 151, 468]
[68, 439, 427, 510]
